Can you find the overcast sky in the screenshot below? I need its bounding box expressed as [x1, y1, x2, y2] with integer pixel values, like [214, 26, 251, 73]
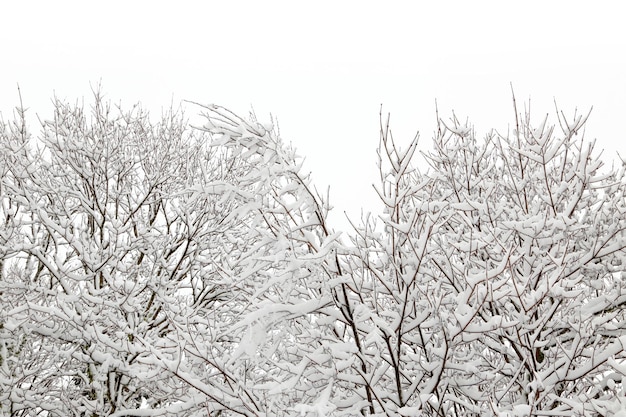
[2, 1, 624, 231]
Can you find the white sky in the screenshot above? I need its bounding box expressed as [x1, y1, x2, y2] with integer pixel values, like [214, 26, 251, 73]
[1, 1, 625, 231]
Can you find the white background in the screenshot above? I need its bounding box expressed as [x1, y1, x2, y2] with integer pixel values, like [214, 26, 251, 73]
[1, 1, 624, 231]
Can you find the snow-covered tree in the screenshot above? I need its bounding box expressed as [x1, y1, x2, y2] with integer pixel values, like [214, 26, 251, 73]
[1, 94, 213, 415]
[0, 93, 339, 416]
[324, 102, 626, 416]
[1, 91, 625, 417]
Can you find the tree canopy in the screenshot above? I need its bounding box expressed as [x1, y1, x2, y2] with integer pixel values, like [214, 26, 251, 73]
[1, 91, 625, 417]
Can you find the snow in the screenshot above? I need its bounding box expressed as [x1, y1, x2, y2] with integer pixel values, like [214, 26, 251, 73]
[2, 97, 626, 417]
[294, 381, 335, 417]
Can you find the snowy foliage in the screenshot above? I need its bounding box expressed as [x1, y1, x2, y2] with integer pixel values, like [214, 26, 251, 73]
[1, 92, 625, 417]
[334, 107, 626, 416]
